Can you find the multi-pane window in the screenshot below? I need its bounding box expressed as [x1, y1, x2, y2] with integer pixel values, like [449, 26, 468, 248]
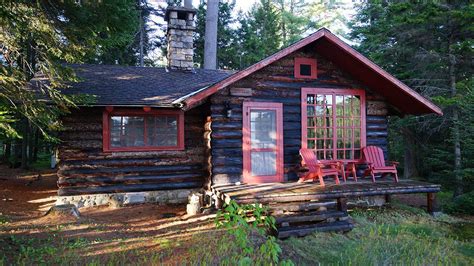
[302, 88, 365, 161]
[103, 109, 183, 152]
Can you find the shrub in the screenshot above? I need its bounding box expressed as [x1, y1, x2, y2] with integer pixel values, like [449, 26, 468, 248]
[444, 191, 474, 215]
[215, 200, 293, 265]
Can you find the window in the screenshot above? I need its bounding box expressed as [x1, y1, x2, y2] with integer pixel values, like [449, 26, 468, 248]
[302, 88, 366, 161]
[295, 57, 317, 79]
[102, 108, 184, 152]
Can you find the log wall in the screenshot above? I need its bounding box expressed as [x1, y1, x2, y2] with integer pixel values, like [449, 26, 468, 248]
[57, 105, 210, 196]
[210, 44, 389, 185]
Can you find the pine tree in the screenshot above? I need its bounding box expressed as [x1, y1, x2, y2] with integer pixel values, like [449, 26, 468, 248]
[351, 1, 474, 196]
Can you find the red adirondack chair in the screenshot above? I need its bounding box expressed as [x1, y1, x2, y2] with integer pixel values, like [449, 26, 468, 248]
[362, 146, 399, 182]
[298, 148, 342, 186]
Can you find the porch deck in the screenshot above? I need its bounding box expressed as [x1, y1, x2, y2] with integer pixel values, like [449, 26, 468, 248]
[212, 179, 441, 238]
[212, 179, 441, 206]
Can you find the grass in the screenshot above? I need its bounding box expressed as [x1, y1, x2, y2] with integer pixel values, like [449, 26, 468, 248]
[282, 207, 474, 265]
[0, 205, 473, 265]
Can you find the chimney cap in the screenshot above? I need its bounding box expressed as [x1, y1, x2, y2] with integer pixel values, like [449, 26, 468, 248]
[165, 6, 197, 21]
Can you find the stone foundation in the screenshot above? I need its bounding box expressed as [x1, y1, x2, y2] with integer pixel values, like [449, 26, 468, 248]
[56, 189, 199, 208]
[348, 195, 387, 207]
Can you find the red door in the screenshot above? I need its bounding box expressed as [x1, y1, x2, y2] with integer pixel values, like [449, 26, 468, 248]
[243, 102, 284, 183]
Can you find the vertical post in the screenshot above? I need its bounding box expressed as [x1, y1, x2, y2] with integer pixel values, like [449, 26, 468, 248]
[427, 192, 439, 215]
[337, 197, 348, 212]
[385, 194, 392, 205]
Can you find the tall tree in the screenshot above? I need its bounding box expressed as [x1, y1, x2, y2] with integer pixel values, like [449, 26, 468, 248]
[235, 0, 281, 68]
[272, 0, 309, 46]
[351, 1, 474, 196]
[195, 0, 238, 69]
[0, 0, 139, 166]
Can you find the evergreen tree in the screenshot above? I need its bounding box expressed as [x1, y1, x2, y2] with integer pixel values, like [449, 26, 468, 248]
[272, 0, 309, 46]
[351, 1, 474, 196]
[0, 0, 139, 166]
[195, 0, 238, 69]
[235, 0, 282, 68]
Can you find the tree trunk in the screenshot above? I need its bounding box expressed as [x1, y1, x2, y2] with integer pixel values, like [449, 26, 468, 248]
[449, 44, 462, 197]
[402, 127, 419, 179]
[3, 141, 11, 162]
[33, 128, 39, 162]
[138, 0, 144, 67]
[21, 119, 29, 169]
[204, 0, 218, 69]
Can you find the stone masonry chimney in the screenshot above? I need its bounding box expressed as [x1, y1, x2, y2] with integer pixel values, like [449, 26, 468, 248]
[165, 6, 196, 71]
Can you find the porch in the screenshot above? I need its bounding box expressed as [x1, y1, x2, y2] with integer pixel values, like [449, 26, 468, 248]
[211, 179, 441, 238]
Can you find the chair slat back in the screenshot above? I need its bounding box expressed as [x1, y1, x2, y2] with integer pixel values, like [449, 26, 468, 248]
[300, 148, 320, 171]
[363, 146, 385, 167]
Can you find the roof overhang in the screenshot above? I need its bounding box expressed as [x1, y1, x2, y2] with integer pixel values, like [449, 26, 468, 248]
[180, 28, 442, 116]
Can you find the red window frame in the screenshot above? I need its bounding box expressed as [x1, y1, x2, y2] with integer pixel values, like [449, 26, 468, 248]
[294, 57, 317, 79]
[301, 88, 366, 162]
[102, 107, 184, 152]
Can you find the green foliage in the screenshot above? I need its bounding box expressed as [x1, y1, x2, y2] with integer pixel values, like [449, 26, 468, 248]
[0, 0, 139, 142]
[215, 200, 292, 265]
[442, 191, 474, 215]
[284, 207, 473, 265]
[351, 1, 474, 196]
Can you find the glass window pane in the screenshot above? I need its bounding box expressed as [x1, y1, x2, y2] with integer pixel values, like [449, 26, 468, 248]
[345, 139, 352, 148]
[315, 106, 325, 116]
[147, 116, 178, 147]
[353, 96, 361, 115]
[326, 128, 333, 138]
[325, 95, 333, 105]
[326, 150, 333, 160]
[251, 110, 276, 149]
[337, 139, 344, 149]
[316, 95, 324, 104]
[307, 94, 315, 104]
[110, 116, 144, 147]
[337, 150, 344, 159]
[307, 106, 315, 116]
[354, 149, 361, 159]
[337, 118, 343, 127]
[308, 140, 315, 149]
[300, 64, 312, 76]
[316, 140, 324, 149]
[345, 150, 353, 159]
[251, 152, 276, 176]
[316, 128, 325, 138]
[307, 117, 315, 127]
[307, 128, 315, 138]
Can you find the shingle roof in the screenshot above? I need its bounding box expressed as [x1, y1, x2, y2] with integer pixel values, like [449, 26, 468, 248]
[58, 64, 234, 107]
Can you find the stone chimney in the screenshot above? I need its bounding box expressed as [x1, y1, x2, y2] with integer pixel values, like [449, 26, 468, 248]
[165, 6, 196, 71]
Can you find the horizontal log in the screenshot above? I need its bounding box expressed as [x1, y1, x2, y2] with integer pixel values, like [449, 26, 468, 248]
[58, 173, 205, 187]
[58, 181, 203, 196]
[61, 164, 204, 176]
[274, 210, 346, 224]
[277, 221, 354, 239]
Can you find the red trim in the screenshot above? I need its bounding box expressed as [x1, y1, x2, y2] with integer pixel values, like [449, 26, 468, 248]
[242, 102, 284, 183]
[301, 88, 366, 163]
[182, 28, 441, 116]
[102, 108, 184, 152]
[294, 57, 317, 79]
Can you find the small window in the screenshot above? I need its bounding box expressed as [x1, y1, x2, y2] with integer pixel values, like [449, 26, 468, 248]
[103, 108, 184, 152]
[295, 58, 317, 79]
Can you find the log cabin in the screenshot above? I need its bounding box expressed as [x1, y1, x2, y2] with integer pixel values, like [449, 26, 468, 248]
[49, 6, 442, 209]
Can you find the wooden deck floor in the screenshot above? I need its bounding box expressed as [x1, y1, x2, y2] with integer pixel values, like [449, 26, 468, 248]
[212, 179, 441, 205]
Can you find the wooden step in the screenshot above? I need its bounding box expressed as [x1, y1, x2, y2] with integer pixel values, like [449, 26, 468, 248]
[275, 210, 346, 225]
[268, 201, 336, 213]
[277, 221, 354, 239]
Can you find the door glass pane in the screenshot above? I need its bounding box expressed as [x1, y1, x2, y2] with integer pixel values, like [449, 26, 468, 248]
[250, 110, 276, 149]
[251, 152, 276, 176]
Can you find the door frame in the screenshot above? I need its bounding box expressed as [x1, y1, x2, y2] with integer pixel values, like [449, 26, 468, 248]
[242, 101, 284, 183]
